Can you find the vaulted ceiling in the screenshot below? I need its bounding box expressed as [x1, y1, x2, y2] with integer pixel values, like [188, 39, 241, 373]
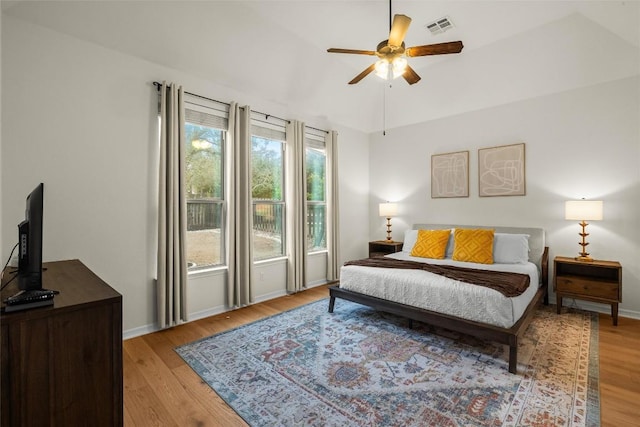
[3, 1, 639, 133]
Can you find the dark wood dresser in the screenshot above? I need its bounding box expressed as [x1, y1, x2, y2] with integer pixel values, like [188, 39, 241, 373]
[1, 259, 123, 426]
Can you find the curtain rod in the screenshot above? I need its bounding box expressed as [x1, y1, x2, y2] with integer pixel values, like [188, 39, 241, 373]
[153, 81, 229, 107]
[306, 126, 329, 135]
[245, 107, 290, 125]
[153, 81, 329, 134]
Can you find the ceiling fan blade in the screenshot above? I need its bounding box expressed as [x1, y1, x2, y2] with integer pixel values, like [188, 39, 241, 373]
[348, 63, 376, 85]
[402, 65, 421, 85]
[327, 48, 376, 55]
[405, 41, 464, 57]
[388, 14, 412, 48]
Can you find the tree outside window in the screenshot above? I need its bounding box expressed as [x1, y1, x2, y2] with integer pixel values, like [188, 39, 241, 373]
[251, 136, 285, 260]
[306, 146, 326, 251]
[184, 123, 225, 269]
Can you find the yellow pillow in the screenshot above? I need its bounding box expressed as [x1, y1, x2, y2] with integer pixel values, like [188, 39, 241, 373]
[452, 228, 495, 264]
[410, 229, 451, 259]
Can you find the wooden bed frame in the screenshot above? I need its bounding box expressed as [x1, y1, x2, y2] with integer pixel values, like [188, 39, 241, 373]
[328, 224, 549, 374]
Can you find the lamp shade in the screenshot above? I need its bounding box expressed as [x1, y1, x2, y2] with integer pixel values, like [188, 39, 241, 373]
[565, 200, 603, 221]
[379, 203, 398, 217]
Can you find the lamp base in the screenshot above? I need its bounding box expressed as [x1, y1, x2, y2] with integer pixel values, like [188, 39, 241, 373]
[575, 221, 594, 262]
[385, 217, 393, 241]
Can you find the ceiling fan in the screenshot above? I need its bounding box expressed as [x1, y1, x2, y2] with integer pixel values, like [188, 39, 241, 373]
[327, 2, 464, 85]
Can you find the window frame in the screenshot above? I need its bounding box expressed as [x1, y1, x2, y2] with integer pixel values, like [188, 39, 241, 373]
[305, 133, 328, 254]
[183, 99, 229, 272]
[250, 119, 287, 261]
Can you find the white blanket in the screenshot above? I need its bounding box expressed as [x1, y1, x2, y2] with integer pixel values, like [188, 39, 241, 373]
[339, 252, 540, 328]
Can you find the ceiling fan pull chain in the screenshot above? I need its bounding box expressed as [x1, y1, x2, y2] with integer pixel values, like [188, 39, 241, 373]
[382, 83, 387, 136]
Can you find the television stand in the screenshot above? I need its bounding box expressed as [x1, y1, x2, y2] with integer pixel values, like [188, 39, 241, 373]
[1, 259, 123, 426]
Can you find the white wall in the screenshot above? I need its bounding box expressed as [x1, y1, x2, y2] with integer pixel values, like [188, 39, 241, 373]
[1, 15, 370, 335]
[369, 77, 640, 318]
[334, 124, 371, 263]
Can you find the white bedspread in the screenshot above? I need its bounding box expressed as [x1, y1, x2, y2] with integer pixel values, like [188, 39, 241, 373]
[339, 252, 540, 328]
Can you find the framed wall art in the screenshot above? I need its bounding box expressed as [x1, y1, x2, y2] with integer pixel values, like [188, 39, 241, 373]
[431, 150, 469, 198]
[478, 143, 526, 197]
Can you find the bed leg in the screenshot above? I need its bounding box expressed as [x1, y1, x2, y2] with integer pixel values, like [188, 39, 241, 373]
[509, 344, 518, 374]
[328, 296, 336, 313]
[408, 319, 413, 329]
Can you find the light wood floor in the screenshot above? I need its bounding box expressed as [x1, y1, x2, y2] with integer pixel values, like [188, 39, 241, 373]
[123, 285, 640, 426]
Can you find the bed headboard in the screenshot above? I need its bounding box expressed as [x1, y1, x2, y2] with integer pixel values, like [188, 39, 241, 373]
[412, 224, 546, 272]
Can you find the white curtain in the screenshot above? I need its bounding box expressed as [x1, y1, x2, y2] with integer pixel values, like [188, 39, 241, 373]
[326, 130, 341, 281]
[227, 103, 254, 307]
[157, 82, 188, 328]
[286, 120, 307, 292]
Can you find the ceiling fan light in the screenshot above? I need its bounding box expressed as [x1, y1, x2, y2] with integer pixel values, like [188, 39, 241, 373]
[374, 59, 390, 79]
[392, 56, 408, 79]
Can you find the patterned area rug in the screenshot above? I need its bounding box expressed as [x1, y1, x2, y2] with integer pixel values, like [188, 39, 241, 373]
[176, 299, 599, 426]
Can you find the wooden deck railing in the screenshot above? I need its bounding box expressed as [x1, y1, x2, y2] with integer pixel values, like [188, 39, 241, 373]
[187, 200, 326, 249]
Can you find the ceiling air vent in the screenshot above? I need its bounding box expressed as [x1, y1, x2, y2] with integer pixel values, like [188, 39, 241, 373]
[425, 16, 454, 36]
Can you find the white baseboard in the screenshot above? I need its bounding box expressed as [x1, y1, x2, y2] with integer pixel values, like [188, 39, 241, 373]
[254, 289, 288, 303]
[122, 304, 229, 340]
[123, 324, 159, 340]
[123, 287, 316, 339]
[306, 279, 334, 288]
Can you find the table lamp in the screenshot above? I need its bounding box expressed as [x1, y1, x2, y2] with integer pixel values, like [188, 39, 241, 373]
[565, 200, 603, 262]
[379, 202, 398, 241]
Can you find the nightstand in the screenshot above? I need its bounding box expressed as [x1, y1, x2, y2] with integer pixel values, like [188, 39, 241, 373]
[369, 241, 403, 258]
[554, 256, 622, 325]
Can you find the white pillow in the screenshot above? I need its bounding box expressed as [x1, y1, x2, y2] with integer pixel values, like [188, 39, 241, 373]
[402, 229, 418, 252]
[445, 230, 455, 258]
[493, 233, 530, 264]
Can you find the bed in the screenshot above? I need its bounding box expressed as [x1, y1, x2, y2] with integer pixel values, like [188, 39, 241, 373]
[328, 224, 549, 374]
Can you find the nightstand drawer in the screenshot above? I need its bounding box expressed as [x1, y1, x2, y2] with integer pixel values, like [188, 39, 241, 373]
[556, 276, 619, 300]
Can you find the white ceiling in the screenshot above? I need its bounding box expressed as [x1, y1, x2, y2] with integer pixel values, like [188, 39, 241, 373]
[3, 1, 639, 133]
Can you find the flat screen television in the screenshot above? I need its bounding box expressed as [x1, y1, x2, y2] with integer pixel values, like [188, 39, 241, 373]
[17, 183, 44, 291]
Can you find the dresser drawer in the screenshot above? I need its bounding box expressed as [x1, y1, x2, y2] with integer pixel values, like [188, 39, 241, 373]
[556, 276, 619, 300]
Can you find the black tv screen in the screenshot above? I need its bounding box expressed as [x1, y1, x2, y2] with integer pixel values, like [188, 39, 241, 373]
[17, 183, 44, 291]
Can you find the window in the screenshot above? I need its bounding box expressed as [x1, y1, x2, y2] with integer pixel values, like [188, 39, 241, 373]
[306, 133, 327, 252]
[184, 103, 227, 270]
[251, 121, 286, 260]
